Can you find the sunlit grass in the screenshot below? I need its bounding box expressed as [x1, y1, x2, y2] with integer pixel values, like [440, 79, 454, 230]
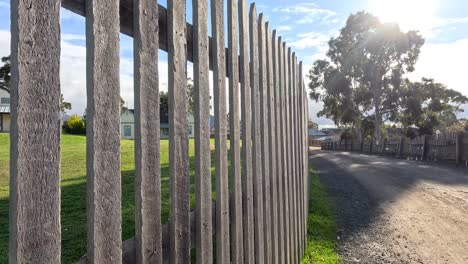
[301, 167, 341, 264]
[0, 134, 219, 263]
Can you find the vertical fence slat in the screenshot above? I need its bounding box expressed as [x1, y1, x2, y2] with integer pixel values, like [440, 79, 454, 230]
[276, 35, 285, 264]
[302, 62, 309, 246]
[292, 53, 299, 261]
[212, 0, 231, 262]
[258, 16, 272, 264]
[250, 4, 265, 263]
[228, 0, 243, 262]
[239, 0, 255, 262]
[134, 0, 162, 262]
[299, 59, 306, 257]
[10, 0, 61, 262]
[193, 0, 212, 262]
[282, 41, 291, 262]
[85, 0, 122, 262]
[268, 28, 279, 264]
[168, 0, 190, 262]
[288, 48, 297, 263]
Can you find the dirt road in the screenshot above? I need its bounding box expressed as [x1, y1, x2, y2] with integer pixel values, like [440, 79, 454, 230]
[310, 150, 468, 264]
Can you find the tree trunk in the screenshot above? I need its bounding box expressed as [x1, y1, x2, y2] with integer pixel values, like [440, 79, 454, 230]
[373, 81, 382, 145]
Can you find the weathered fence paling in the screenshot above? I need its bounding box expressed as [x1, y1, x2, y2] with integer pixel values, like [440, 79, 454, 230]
[323, 132, 468, 165]
[10, 0, 310, 263]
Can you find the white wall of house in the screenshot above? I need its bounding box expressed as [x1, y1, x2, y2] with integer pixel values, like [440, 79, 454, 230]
[120, 109, 195, 140]
[0, 89, 11, 132]
[1, 114, 10, 132]
[121, 109, 135, 140]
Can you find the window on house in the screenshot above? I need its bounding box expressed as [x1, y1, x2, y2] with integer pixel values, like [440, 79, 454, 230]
[161, 128, 169, 136]
[0, 98, 10, 105]
[124, 125, 132, 137]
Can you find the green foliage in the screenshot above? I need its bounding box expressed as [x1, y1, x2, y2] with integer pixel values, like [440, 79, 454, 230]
[60, 94, 72, 113]
[308, 12, 425, 139]
[0, 56, 10, 93]
[308, 119, 319, 129]
[302, 167, 341, 264]
[398, 78, 468, 135]
[64, 114, 86, 135]
[187, 78, 195, 114]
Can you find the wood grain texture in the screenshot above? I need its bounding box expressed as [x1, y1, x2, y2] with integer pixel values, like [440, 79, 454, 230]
[258, 16, 272, 264]
[249, 4, 265, 263]
[276, 36, 285, 264]
[299, 61, 307, 253]
[270, 30, 282, 264]
[134, 0, 162, 263]
[9, 0, 61, 262]
[85, 0, 122, 262]
[238, 1, 254, 262]
[296, 57, 305, 257]
[292, 54, 300, 260]
[282, 42, 291, 263]
[228, 0, 244, 263]
[268, 28, 279, 264]
[193, 0, 212, 263]
[286, 48, 297, 264]
[212, 0, 231, 262]
[168, 0, 190, 262]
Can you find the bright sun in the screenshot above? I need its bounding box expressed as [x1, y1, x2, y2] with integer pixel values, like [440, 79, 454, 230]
[369, 0, 439, 31]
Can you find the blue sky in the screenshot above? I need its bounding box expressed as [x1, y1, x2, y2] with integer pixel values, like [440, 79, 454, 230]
[1, 0, 468, 125]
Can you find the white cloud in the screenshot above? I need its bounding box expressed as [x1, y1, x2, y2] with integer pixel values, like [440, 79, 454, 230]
[411, 38, 468, 96]
[0, 1, 9, 8]
[410, 38, 468, 117]
[0, 30, 9, 56]
[273, 3, 336, 25]
[276, 25, 292, 32]
[289, 32, 330, 50]
[62, 34, 86, 41]
[0, 29, 174, 116]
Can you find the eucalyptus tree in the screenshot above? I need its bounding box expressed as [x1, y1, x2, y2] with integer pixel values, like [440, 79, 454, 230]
[308, 12, 425, 142]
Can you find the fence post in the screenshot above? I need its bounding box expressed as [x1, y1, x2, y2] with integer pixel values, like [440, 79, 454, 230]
[360, 140, 364, 152]
[456, 132, 463, 165]
[369, 140, 373, 154]
[397, 136, 405, 159]
[421, 135, 429, 161]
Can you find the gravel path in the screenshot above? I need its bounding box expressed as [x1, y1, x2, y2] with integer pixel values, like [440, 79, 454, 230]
[310, 150, 468, 264]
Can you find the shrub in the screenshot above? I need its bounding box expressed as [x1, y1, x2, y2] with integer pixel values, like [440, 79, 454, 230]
[64, 114, 86, 135]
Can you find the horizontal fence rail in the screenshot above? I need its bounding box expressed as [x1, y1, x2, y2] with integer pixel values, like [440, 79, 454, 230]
[322, 132, 468, 166]
[9, 0, 310, 263]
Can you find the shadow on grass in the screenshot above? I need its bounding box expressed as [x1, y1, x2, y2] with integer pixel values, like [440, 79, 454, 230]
[0, 149, 219, 264]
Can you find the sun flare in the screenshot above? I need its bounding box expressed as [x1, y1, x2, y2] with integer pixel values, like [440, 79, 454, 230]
[369, 0, 439, 31]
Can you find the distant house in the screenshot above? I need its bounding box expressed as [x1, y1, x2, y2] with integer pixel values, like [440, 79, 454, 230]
[321, 128, 344, 141]
[308, 129, 327, 139]
[0, 89, 10, 133]
[120, 109, 195, 140]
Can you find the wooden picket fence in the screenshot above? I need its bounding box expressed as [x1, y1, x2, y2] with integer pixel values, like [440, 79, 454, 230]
[322, 132, 468, 165]
[9, 0, 309, 263]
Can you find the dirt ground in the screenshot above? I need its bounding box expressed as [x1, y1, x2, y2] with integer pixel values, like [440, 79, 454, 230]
[310, 150, 468, 264]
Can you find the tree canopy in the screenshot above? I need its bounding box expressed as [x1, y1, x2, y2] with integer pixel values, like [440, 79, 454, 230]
[308, 12, 467, 138]
[0, 56, 10, 93]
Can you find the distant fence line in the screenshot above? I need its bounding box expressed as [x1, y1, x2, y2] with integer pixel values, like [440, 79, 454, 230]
[9, 0, 309, 263]
[322, 132, 468, 165]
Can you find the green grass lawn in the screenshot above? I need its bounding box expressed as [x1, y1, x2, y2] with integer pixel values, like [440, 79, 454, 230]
[0, 133, 218, 263]
[301, 167, 341, 264]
